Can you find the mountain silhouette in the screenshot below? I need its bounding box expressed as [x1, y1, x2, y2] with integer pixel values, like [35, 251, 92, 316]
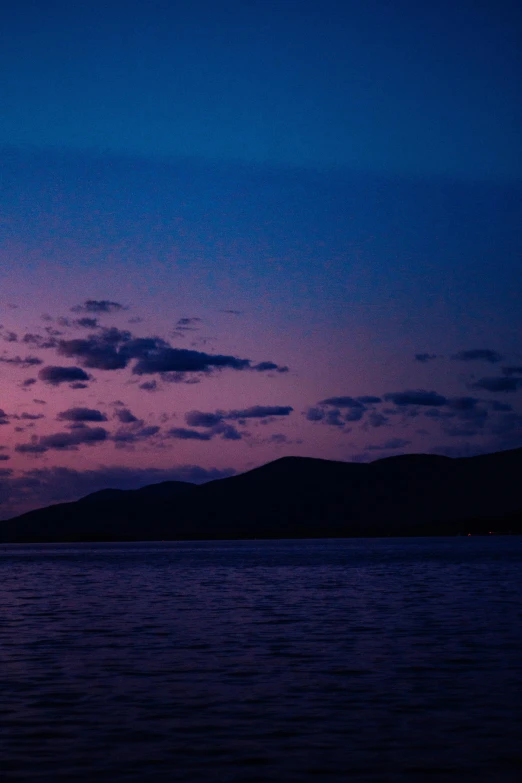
[1, 449, 521, 543]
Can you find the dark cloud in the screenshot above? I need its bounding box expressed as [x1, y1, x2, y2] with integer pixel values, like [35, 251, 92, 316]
[0, 355, 43, 367]
[226, 405, 293, 420]
[366, 438, 411, 451]
[21, 378, 37, 388]
[0, 454, 10, 461]
[451, 349, 504, 363]
[167, 427, 212, 441]
[305, 407, 325, 422]
[17, 426, 108, 453]
[220, 309, 242, 315]
[15, 442, 47, 454]
[488, 400, 513, 412]
[216, 424, 242, 440]
[356, 396, 382, 404]
[0, 409, 9, 425]
[319, 396, 364, 408]
[442, 425, 482, 438]
[344, 408, 365, 422]
[139, 380, 158, 392]
[115, 407, 139, 423]
[266, 433, 292, 444]
[20, 412, 44, 421]
[366, 412, 389, 428]
[502, 366, 522, 376]
[307, 398, 367, 425]
[42, 426, 108, 450]
[133, 348, 250, 375]
[38, 366, 91, 385]
[173, 317, 202, 333]
[71, 300, 127, 313]
[415, 353, 438, 363]
[33, 399, 46, 405]
[70, 382, 89, 389]
[3, 331, 18, 342]
[57, 329, 132, 370]
[447, 396, 479, 411]
[112, 425, 160, 446]
[74, 317, 99, 329]
[324, 409, 344, 426]
[185, 411, 225, 428]
[471, 376, 522, 393]
[251, 361, 289, 373]
[57, 407, 108, 422]
[22, 333, 57, 349]
[119, 336, 170, 359]
[50, 323, 286, 381]
[383, 390, 448, 406]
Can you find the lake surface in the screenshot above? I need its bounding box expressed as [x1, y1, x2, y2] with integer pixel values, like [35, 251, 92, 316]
[1, 537, 521, 782]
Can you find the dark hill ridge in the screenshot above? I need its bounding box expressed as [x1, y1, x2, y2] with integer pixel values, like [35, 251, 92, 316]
[1, 449, 521, 543]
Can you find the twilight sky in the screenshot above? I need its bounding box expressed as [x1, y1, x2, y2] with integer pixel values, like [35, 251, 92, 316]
[1, 0, 521, 517]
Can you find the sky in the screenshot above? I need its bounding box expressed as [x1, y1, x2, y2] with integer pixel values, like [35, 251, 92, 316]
[0, 0, 521, 518]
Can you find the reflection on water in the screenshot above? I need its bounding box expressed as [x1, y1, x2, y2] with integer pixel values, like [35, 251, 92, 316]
[1, 537, 521, 782]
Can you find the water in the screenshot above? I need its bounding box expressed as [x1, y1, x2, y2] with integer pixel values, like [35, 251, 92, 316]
[1, 537, 521, 782]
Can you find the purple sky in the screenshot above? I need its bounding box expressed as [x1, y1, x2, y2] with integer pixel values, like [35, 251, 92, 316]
[1, 0, 521, 517]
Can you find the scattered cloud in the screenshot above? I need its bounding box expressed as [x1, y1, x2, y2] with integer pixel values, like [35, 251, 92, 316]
[185, 411, 224, 428]
[38, 366, 91, 385]
[115, 407, 139, 423]
[366, 438, 411, 451]
[172, 317, 202, 334]
[226, 405, 293, 420]
[22, 333, 57, 349]
[251, 361, 289, 372]
[57, 407, 108, 422]
[0, 355, 43, 367]
[167, 427, 213, 441]
[319, 396, 365, 408]
[74, 317, 100, 329]
[71, 300, 127, 313]
[471, 377, 522, 393]
[415, 353, 438, 362]
[133, 347, 250, 375]
[2, 331, 18, 342]
[139, 380, 159, 392]
[451, 349, 504, 363]
[383, 390, 448, 406]
[112, 425, 161, 446]
[365, 411, 389, 428]
[305, 407, 325, 422]
[16, 426, 108, 454]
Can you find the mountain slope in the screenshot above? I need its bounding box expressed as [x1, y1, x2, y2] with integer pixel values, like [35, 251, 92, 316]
[1, 449, 521, 543]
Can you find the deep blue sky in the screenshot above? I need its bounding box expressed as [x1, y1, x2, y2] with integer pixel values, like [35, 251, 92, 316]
[0, 0, 521, 517]
[1, 0, 521, 178]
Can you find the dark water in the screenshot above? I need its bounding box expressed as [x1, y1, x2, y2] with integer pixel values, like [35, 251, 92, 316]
[1, 538, 522, 782]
